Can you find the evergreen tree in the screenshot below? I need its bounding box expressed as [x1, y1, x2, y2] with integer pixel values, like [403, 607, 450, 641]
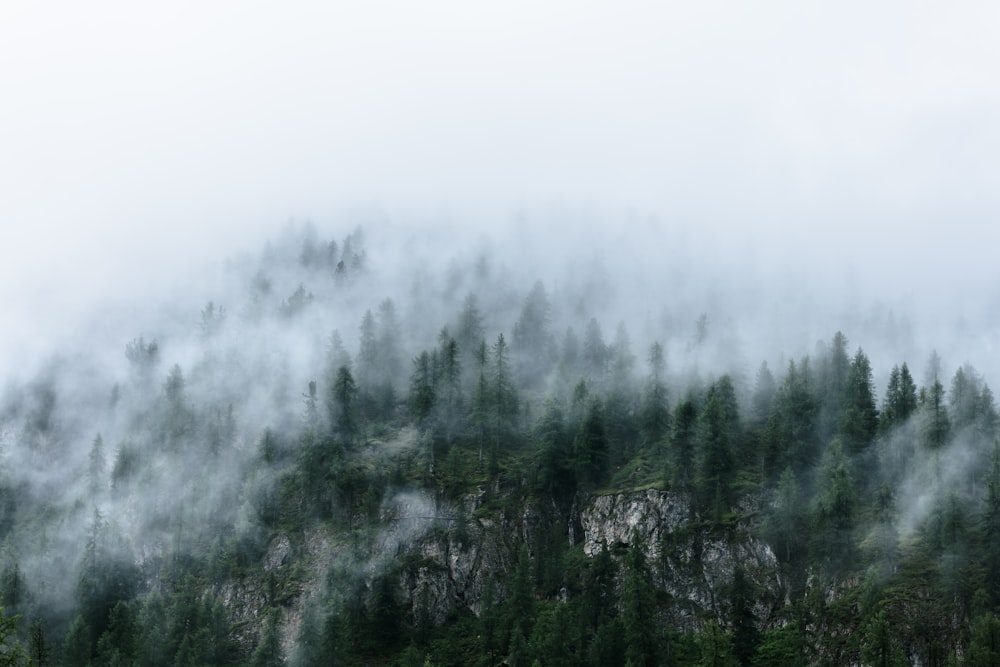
[512, 281, 555, 387]
[818, 331, 850, 442]
[410, 350, 437, 468]
[695, 376, 740, 517]
[669, 396, 699, 491]
[966, 613, 1000, 667]
[622, 534, 662, 667]
[919, 351, 951, 450]
[764, 466, 806, 564]
[491, 334, 518, 459]
[331, 365, 359, 445]
[771, 358, 819, 475]
[95, 600, 136, 667]
[455, 293, 485, 360]
[581, 318, 608, 389]
[535, 400, 575, 498]
[62, 614, 91, 667]
[501, 546, 535, 650]
[249, 609, 283, 667]
[982, 441, 1000, 607]
[605, 323, 640, 466]
[750, 622, 803, 666]
[471, 339, 490, 466]
[0, 604, 26, 667]
[749, 362, 777, 430]
[861, 610, 908, 667]
[640, 342, 670, 448]
[528, 603, 577, 667]
[838, 348, 879, 456]
[557, 327, 582, 385]
[811, 440, 856, 575]
[881, 363, 918, 433]
[136, 588, 168, 667]
[357, 308, 379, 437]
[729, 567, 760, 665]
[575, 398, 609, 490]
[698, 620, 737, 667]
[370, 571, 404, 650]
[28, 618, 50, 667]
[437, 333, 462, 447]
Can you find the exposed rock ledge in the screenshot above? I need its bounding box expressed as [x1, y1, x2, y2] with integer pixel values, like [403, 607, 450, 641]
[403, 488, 785, 632]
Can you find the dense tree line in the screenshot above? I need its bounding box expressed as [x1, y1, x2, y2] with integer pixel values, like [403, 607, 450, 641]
[1, 224, 1000, 665]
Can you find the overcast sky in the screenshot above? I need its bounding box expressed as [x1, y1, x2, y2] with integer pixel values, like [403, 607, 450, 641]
[2, 1, 1000, 378]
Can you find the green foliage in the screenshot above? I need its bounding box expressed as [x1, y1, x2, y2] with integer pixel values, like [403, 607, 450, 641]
[12, 223, 1000, 667]
[966, 613, 1000, 666]
[0, 603, 26, 667]
[622, 534, 662, 667]
[697, 620, 737, 667]
[694, 376, 739, 518]
[574, 398, 609, 490]
[861, 610, 908, 667]
[751, 622, 804, 666]
[249, 609, 283, 667]
[810, 441, 856, 575]
[62, 614, 91, 667]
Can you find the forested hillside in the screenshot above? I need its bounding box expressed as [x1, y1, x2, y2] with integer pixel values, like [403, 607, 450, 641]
[2, 222, 1000, 666]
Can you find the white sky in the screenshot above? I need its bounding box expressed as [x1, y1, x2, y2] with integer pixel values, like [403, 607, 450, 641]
[2, 1, 1000, 376]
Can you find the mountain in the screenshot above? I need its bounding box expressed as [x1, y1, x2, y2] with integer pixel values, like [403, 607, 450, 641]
[1, 221, 998, 666]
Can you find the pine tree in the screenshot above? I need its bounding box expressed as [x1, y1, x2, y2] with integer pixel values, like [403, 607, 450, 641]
[472, 339, 490, 466]
[582, 318, 608, 389]
[811, 440, 856, 575]
[749, 362, 777, 430]
[28, 618, 49, 667]
[575, 398, 609, 490]
[695, 376, 740, 517]
[410, 350, 438, 469]
[501, 546, 535, 650]
[535, 400, 575, 498]
[697, 620, 737, 667]
[838, 348, 879, 456]
[669, 396, 699, 491]
[765, 466, 805, 564]
[772, 358, 819, 474]
[0, 603, 26, 667]
[62, 614, 91, 667]
[818, 331, 850, 442]
[512, 281, 555, 387]
[983, 441, 1000, 606]
[861, 610, 908, 667]
[729, 567, 760, 665]
[640, 342, 671, 448]
[331, 365, 359, 445]
[249, 609, 283, 667]
[622, 533, 662, 667]
[919, 351, 950, 450]
[881, 363, 918, 433]
[491, 334, 518, 459]
[966, 613, 1000, 666]
[437, 333, 462, 447]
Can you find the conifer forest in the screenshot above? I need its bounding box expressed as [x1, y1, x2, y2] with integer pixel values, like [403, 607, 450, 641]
[2, 222, 1000, 667]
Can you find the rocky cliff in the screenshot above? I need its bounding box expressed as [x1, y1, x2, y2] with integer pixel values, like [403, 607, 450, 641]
[397, 487, 784, 633]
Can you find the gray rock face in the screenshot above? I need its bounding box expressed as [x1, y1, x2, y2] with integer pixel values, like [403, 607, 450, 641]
[402, 488, 785, 631]
[580, 488, 691, 556]
[580, 489, 783, 630]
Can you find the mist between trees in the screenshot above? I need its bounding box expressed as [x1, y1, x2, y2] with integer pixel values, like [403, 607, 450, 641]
[1, 217, 999, 665]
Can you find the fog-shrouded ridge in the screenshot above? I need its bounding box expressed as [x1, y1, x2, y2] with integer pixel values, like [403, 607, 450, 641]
[2, 215, 1000, 663]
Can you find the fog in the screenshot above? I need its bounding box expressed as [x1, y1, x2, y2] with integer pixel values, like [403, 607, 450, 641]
[3, 2, 1000, 382]
[1, 4, 1000, 645]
